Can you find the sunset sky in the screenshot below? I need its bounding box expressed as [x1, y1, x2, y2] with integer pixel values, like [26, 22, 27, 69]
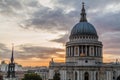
[0, 0, 120, 67]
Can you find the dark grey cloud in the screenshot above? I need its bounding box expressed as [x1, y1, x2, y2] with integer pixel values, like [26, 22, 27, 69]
[53, 0, 120, 10]
[0, 0, 41, 17]
[0, 0, 23, 16]
[0, 0, 75, 32]
[52, 0, 120, 33]
[26, 0, 40, 8]
[21, 7, 75, 32]
[50, 34, 69, 44]
[0, 43, 11, 59]
[0, 43, 65, 60]
[91, 12, 120, 35]
[98, 32, 120, 57]
[0, 0, 120, 33]
[0, 43, 24, 60]
[16, 44, 65, 59]
[101, 32, 120, 49]
[20, 0, 120, 34]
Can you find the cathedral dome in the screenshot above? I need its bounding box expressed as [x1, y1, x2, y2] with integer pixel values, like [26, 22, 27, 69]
[70, 2, 98, 39]
[70, 22, 98, 37]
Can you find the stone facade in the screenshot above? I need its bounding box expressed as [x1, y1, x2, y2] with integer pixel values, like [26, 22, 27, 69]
[49, 3, 120, 80]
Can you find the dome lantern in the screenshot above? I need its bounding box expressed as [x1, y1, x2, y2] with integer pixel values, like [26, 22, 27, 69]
[80, 2, 87, 22]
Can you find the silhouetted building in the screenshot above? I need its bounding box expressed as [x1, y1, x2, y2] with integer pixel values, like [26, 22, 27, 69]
[7, 45, 15, 78]
[3, 45, 18, 80]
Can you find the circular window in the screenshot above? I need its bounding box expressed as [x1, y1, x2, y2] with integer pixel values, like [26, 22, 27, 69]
[85, 60, 88, 63]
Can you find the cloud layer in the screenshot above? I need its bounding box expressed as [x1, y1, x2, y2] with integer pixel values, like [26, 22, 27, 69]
[0, 0, 120, 65]
[0, 43, 65, 60]
[1, 0, 120, 33]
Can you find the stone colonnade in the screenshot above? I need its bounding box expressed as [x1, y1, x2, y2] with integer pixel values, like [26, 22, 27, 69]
[66, 45, 102, 57]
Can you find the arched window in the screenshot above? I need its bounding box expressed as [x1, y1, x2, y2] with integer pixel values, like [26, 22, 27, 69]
[75, 72, 77, 80]
[96, 72, 98, 80]
[84, 72, 89, 80]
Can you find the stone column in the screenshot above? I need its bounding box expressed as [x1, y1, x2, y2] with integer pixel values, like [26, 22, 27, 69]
[91, 46, 94, 56]
[98, 47, 99, 57]
[72, 47, 74, 56]
[74, 47, 76, 56]
[97, 47, 99, 57]
[67, 47, 69, 57]
[69, 46, 71, 56]
[79, 46, 80, 56]
[78, 46, 80, 56]
[93, 71, 95, 80]
[71, 46, 73, 56]
[90, 71, 92, 80]
[99, 47, 100, 57]
[93, 46, 95, 56]
[96, 46, 97, 56]
[98, 46, 99, 57]
[89, 46, 91, 56]
[85, 45, 87, 56]
[66, 47, 67, 56]
[68, 47, 70, 56]
[106, 71, 108, 80]
[79, 71, 83, 80]
[69, 47, 71, 56]
[64, 70, 67, 80]
[77, 71, 79, 80]
[70, 46, 72, 56]
[100, 47, 102, 57]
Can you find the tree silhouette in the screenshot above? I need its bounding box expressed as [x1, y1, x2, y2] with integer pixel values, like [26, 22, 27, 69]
[117, 76, 120, 80]
[53, 72, 60, 80]
[0, 75, 3, 80]
[22, 73, 42, 80]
